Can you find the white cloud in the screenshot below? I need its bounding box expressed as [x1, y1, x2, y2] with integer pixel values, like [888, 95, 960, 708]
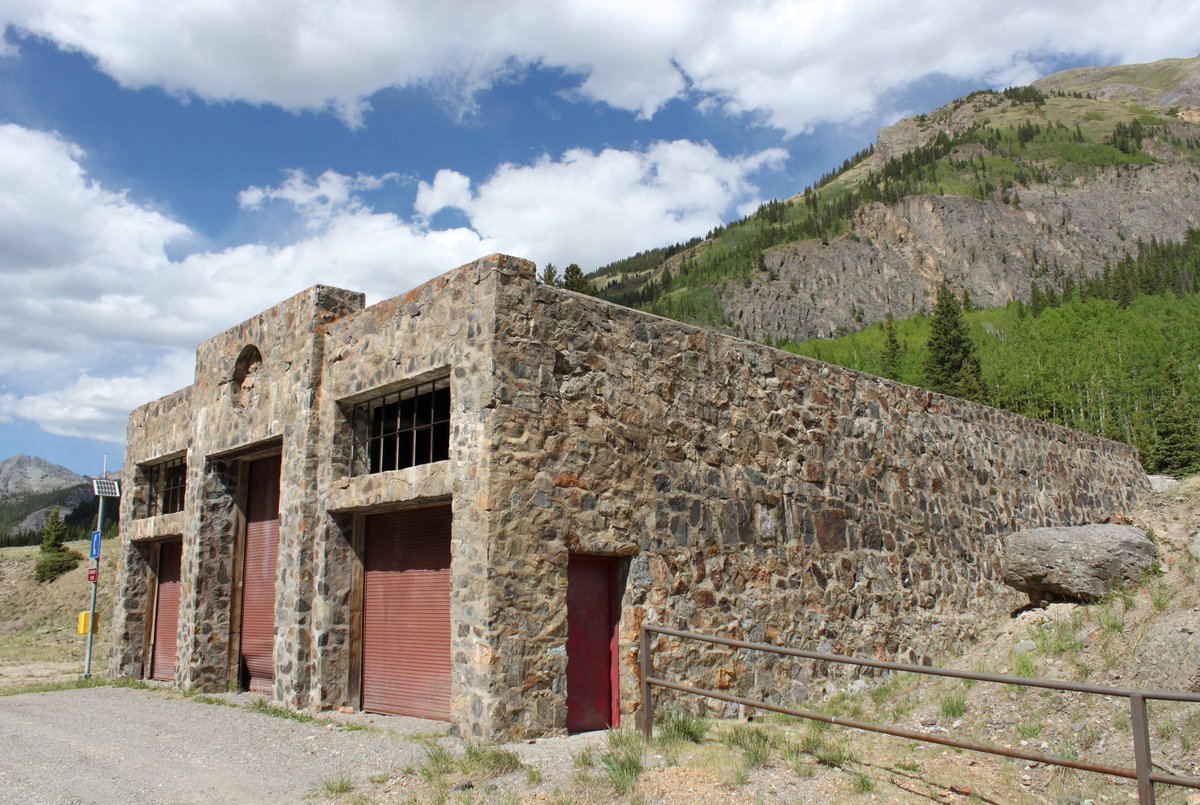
[0, 124, 776, 440]
[3, 1, 1198, 133]
[0, 352, 196, 442]
[239, 169, 399, 228]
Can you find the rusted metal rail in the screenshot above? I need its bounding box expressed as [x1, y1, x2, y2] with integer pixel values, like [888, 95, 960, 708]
[639, 624, 1200, 804]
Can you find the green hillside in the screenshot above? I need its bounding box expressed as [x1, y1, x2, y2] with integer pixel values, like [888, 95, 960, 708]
[0, 486, 108, 549]
[785, 231, 1200, 472]
[594, 85, 1199, 324]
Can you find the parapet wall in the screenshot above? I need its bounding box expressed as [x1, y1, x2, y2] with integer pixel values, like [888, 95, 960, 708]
[483, 273, 1148, 735]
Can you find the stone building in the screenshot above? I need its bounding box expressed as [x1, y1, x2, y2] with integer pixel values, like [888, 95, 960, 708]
[111, 254, 1148, 739]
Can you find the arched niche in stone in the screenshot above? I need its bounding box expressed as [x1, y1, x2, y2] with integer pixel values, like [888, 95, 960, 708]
[230, 344, 263, 408]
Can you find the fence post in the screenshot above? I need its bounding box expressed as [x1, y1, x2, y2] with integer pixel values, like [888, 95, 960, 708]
[640, 626, 653, 740]
[1130, 694, 1155, 804]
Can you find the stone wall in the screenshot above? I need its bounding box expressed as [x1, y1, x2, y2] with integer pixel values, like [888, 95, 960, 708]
[313, 256, 511, 733]
[482, 271, 1149, 737]
[110, 285, 365, 698]
[111, 387, 192, 678]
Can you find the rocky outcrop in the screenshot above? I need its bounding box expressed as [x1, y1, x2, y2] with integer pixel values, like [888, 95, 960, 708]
[1001, 524, 1158, 604]
[723, 160, 1200, 343]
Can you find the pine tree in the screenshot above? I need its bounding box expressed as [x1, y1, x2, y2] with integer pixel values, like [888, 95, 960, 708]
[923, 282, 981, 397]
[1029, 283, 1045, 317]
[34, 509, 81, 583]
[561, 263, 592, 294]
[1150, 356, 1200, 474]
[539, 262, 560, 286]
[880, 317, 902, 380]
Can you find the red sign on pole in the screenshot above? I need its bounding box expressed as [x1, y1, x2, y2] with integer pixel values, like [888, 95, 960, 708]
[87, 567, 98, 584]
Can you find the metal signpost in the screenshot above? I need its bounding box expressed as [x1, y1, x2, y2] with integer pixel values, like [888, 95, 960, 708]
[84, 473, 120, 679]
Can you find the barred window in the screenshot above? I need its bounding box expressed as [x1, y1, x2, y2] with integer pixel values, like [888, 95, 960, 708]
[146, 456, 186, 516]
[350, 377, 450, 475]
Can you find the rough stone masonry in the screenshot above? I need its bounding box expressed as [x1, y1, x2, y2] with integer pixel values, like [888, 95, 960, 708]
[111, 254, 1149, 740]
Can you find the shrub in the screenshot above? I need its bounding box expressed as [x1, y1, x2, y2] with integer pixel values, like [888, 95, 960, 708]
[33, 509, 82, 583]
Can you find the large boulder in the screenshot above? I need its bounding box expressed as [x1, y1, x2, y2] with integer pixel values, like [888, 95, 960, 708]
[1001, 524, 1157, 603]
[1131, 608, 1200, 693]
[1147, 474, 1181, 493]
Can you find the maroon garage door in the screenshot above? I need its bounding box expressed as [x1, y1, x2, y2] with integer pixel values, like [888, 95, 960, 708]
[566, 554, 620, 732]
[150, 539, 183, 682]
[361, 506, 452, 720]
[240, 455, 281, 693]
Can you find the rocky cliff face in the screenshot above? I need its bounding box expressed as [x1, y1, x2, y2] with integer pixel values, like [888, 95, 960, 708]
[724, 157, 1200, 342]
[0, 455, 85, 497]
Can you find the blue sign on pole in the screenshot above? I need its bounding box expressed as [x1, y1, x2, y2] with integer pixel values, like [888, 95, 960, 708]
[89, 530, 101, 560]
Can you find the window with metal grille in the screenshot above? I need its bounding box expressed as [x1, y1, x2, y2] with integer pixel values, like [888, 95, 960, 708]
[350, 378, 450, 475]
[145, 456, 186, 517]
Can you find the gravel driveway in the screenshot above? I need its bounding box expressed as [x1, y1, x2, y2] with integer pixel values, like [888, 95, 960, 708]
[0, 686, 451, 804]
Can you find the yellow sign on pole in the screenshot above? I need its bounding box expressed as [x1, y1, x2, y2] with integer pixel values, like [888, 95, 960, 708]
[77, 611, 98, 635]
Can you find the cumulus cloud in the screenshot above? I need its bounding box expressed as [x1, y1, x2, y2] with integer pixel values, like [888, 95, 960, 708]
[3, 1, 1198, 132]
[416, 141, 786, 267]
[0, 125, 777, 441]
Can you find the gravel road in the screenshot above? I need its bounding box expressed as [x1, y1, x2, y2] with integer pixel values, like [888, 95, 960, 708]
[0, 686, 449, 804]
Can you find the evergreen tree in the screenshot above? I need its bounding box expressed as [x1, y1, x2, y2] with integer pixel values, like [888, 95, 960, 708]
[956, 362, 986, 403]
[1029, 283, 1045, 317]
[539, 262, 560, 286]
[33, 509, 81, 583]
[923, 282, 981, 397]
[880, 317, 902, 380]
[39, 508, 66, 553]
[1150, 356, 1200, 474]
[561, 263, 592, 294]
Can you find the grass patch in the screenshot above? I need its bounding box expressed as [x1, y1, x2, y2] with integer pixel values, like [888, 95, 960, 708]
[525, 767, 543, 785]
[248, 697, 315, 723]
[417, 743, 454, 785]
[1016, 719, 1043, 738]
[1012, 651, 1038, 679]
[719, 723, 775, 768]
[813, 735, 857, 769]
[322, 775, 354, 796]
[462, 744, 522, 777]
[1034, 617, 1084, 656]
[939, 690, 968, 719]
[191, 694, 237, 708]
[600, 729, 644, 795]
[572, 745, 598, 769]
[0, 676, 110, 697]
[657, 709, 708, 744]
[1150, 582, 1173, 610]
[851, 772, 874, 793]
[1098, 607, 1125, 634]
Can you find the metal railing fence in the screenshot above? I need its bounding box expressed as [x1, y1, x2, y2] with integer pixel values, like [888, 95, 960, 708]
[638, 624, 1200, 804]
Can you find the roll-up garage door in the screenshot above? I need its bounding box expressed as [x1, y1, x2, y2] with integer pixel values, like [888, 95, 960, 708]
[150, 539, 183, 682]
[361, 505, 452, 720]
[241, 455, 281, 693]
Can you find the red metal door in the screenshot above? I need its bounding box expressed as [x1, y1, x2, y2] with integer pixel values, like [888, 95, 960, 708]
[361, 506, 452, 720]
[240, 455, 280, 693]
[566, 554, 620, 732]
[150, 539, 182, 682]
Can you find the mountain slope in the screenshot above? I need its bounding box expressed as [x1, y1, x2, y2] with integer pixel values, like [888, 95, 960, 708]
[0, 455, 84, 496]
[594, 57, 1200, 344]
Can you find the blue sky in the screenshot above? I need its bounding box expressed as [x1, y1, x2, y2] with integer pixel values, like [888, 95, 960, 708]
[0, 1, 1197, 476]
